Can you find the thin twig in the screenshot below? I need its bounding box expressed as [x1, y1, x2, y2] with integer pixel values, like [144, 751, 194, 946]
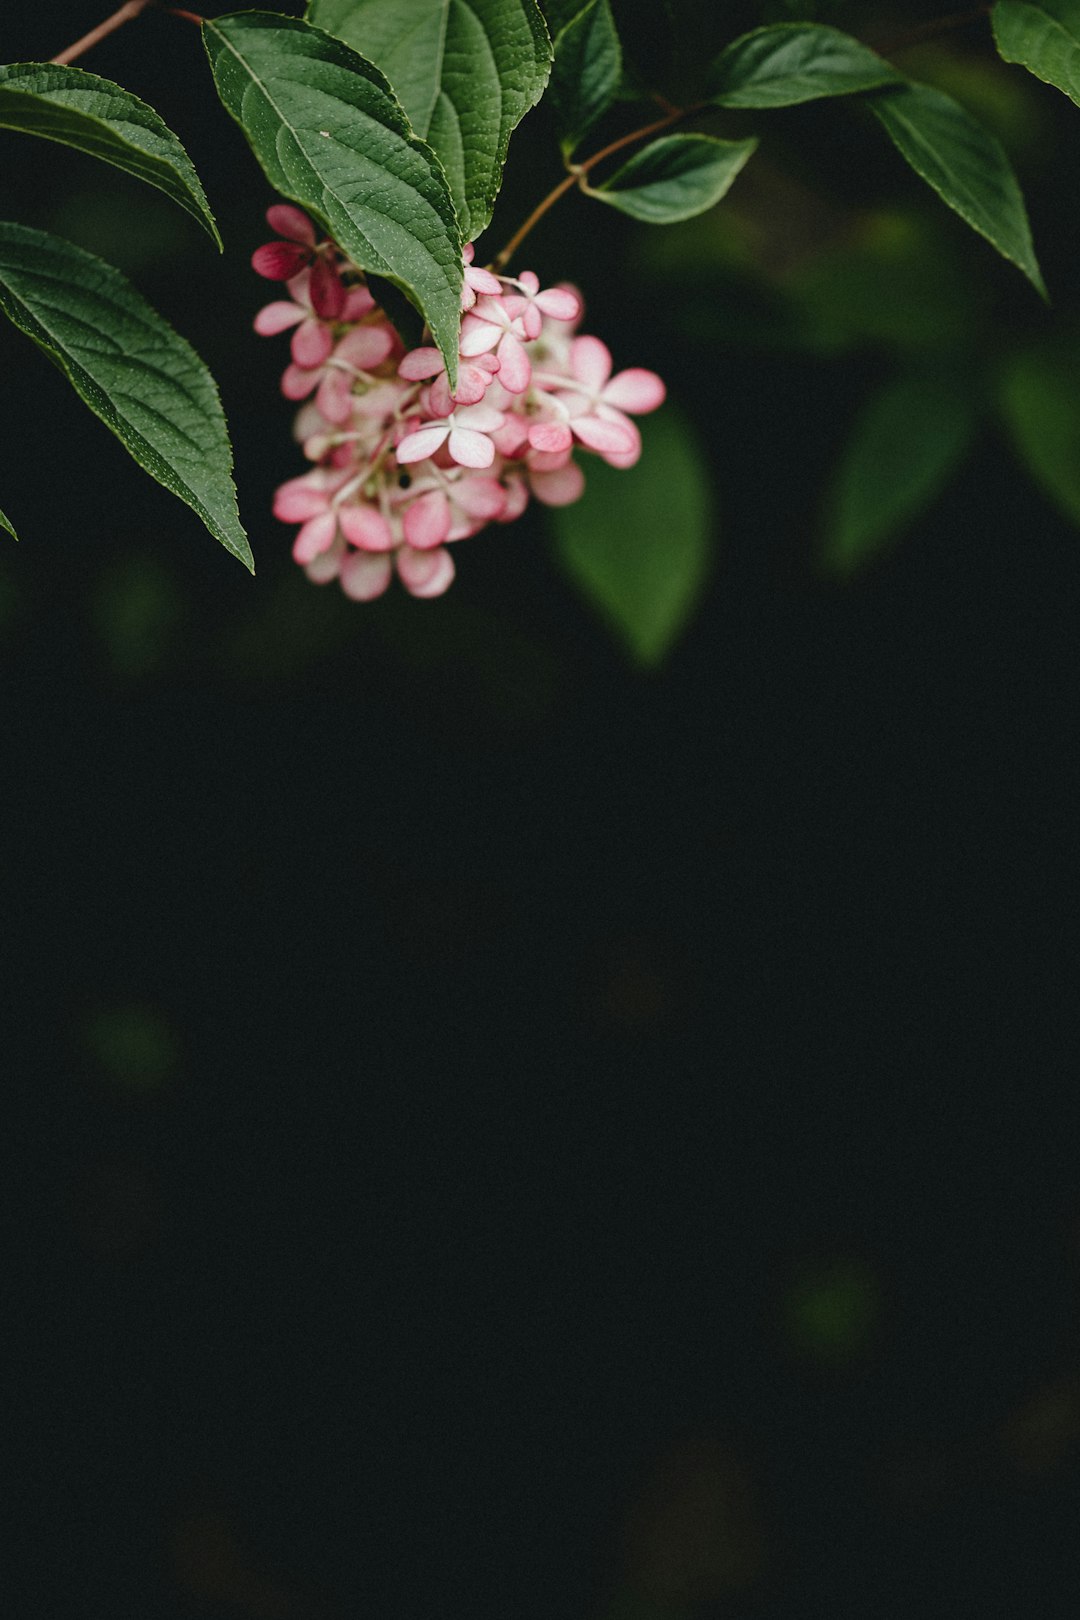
[870, 5, 991, 56]
[50, 0, 202, 66]
[490, 104, 698, 270]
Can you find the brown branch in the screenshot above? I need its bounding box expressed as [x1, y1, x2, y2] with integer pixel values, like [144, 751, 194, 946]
[490, 104, 700, 271]
[869, 5, 991, 57]
[50, 0, 202, 66]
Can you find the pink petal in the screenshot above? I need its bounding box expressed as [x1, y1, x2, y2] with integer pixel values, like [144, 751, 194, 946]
[535, 286, 582, 323]
[396, 424, 451, 464]
[342, 285, 376, 320]
[281, 362, 319, 401]
[273, 477, 329, 523]
[570, 334, 613, 393]
[309, 256, 345, 319]
[398, 346, 445, 381]
[529, 460, 585, 507]
[338, 503, 395, 552]
[601, 368, 666, 414]
[521, 304, 543, 341]
[451, 476, 506, 521]
[292, 509, 338, 563]
[526, 446, 573, 472]
[340, 550, 393, 601]
[265, 204, 315, 245]
[252, 241, 309, 280]
[527, 421, 572, 454]
[459, 317, 501, 357]
[597, 414, 641, 467]
[290, 316, 333, 369]
[517, 271, 540, 295]
[397, 545, 456, 598]
[427, 374, 455, 418]
[570, 413, 635, 456]
[495, 332, 531, 393]
[403, 490, 451, 549]
[498, 474, 530, 522]
[454, 402, 505, 433]
[447, 427, 496, 469]
[336, 324, 394, 369]
[466, 265, 502, 296]
[254, 301, 305, 336]
[490, 416, 529, 457]
[315, 369, 354, 425]
[305, 536, 344, 584]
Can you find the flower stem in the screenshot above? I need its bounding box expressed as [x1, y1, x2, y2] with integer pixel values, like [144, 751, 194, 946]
[50, 0, 202, 66]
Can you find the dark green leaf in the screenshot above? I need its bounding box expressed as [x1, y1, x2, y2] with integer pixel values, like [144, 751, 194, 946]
[0, 62, 220, 248]
[992, 0, 1080, 108]
[589, 132, 757, 223]
[823, 369, 979, 576]
[0, 223, 250, 570]
[998, 342, 1080, 524]
[868, 82, 1045, 295]
[707, 23, 898, 108]
[0, 504, 16, 540]
[552, 406, 714, 664]
[550, 0, 622, 155]
[306, 0, 552, 242]
[204, 11, 462, 382]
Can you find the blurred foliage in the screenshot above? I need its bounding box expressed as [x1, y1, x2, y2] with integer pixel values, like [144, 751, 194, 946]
[784, 1257, 883, 1364]
[86, 1003, 180, 1094]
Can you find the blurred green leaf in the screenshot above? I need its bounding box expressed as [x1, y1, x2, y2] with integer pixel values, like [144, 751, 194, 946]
[823, 368, 980, 576]
[203, 10, 462, 383]
[0, 504, 16, 541]
[867, 82, 1045, 296]
[0, 62, 220, 247]
[998, 341, 1080, 525]
[993, 0, 1080, 109]
[550, 0, 622, 155]
[785, 1258, 882, 1364]
[0, 223, 251, 569]
[552, 405, 714, 664]
[92, 554, 183, 676]
[87, 1004, 180, 1094]
[707, 22, 898, 107]
[590, 132, 758, 223]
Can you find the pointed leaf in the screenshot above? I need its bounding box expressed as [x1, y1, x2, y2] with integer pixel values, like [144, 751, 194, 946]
[549, 0, 622, 155]
[307, 0, 552, 242]
[589, 132, 758, 223]
[868, 82, 1045, 295]
[992, 0, 1080, 108]
[203, 11, 462, 382]
[0, 62, 220, 248]
[823, 369, 979, 577]
[998, 342, 1080, 525]
[707, 23, 898, 108]
[551, 406, 714, 664]
[0, 504, 16, 541]
[0, 223, 251, 570]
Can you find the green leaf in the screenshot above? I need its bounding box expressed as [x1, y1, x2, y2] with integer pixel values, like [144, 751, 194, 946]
[306, 0, 552, 242]
[588, 132, 758, 223]
[549, 0, 622, 155]
[868, 82, 1045, 295]
[552, 406, 714, 664]
[0, 504, 16, 541]
[0, 62, 220, 248]
[823, 369, 979, 577]
[998, 342, 1080, 524]
[992, 0, 1080, 109]
[0, 222, 251, 570]
[203, 10, 462, 383]
[707, 22, 898, 108]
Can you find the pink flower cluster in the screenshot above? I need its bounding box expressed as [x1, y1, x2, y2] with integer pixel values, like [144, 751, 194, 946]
[253, 204, 666, 600]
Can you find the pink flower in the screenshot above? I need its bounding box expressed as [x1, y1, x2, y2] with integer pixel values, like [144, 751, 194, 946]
[397, 346, 499, 413]
[513, 271, 581, 339]
[459, 295, 532, 393]
[396, 402, 505, 470]
[552, 335, 665, 467]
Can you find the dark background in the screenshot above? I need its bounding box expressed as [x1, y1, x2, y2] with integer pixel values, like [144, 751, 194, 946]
[5, 2, 1080, 1616]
